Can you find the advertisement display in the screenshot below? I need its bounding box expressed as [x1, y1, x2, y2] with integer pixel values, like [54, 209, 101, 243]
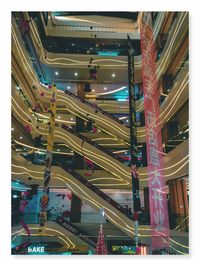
[140, 12, 169, 249]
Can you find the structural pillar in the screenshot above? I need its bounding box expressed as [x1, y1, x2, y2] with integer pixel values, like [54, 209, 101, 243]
[143, 187, 150, 224]
[168, 177, 189, 232]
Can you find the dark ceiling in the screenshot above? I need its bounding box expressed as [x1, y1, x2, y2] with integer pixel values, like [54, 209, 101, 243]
[26, 12, 141, 56]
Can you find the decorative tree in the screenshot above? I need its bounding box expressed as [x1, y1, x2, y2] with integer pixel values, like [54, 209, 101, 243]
[96, 224, 107, 255]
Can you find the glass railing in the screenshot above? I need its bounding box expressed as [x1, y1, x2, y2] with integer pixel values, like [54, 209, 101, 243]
[164, 124, 189, 154]
[64, 89, 127, 126]
[61, 124, 127, 164]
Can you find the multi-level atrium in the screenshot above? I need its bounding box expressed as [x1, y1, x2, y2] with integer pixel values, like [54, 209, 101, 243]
[11, 12, 189, 255]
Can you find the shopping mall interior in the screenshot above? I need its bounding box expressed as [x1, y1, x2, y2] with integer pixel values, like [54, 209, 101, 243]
[11, 11, 189, 255]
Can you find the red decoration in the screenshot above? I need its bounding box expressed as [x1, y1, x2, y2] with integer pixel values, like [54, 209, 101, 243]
[92, 127, 97, 133]
[48, 85, 52, 89]
[66, 193, 72, 200]
[24, 124, 31, 133]
[40, 92, 45, 97]
[96, 224, 107, 255]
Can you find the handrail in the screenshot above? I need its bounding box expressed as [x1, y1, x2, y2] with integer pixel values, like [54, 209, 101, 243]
[61, 124, 127, 164]
[64, 89, 127, 126]
[54, 159, 131, 219]
[56, 216, 96, 248]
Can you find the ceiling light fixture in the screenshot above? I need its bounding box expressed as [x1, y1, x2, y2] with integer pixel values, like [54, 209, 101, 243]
[55, 71, 59, 76]
[112, 73, 116, 77]
[104, 87, 107, 91]
[20, 136, 23, 139]
[11, 128, 14, 131]
[67, 86, 70, 89]
[74, 72, 78, 76]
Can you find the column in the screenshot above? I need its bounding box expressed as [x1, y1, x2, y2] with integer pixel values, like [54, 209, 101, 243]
[168, 177, 189, 231]
[143, 187, 150, 224]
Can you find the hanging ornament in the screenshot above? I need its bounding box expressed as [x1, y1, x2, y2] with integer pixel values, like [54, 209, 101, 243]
[24, 124, 31, 133]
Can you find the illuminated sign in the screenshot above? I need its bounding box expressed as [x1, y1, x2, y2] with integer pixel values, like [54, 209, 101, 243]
[112, 245, 136, 255]
[98, 51, 119, 56]
[140, 12, 169, 249]
[28, 245, 45, 254]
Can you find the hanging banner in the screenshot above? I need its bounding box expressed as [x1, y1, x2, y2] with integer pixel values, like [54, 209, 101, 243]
[127, 35, 141, 213]
[39, 84, 57, 227]
[140, 12, 169, 249]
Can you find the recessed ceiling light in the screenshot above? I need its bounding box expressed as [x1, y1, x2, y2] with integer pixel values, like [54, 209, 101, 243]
[72, 43, 75, 46]
[104, 87, 107, 91]
[11, 128, 14, 131]
[70, 117, 73, 121]
[57, 149, 60, 152]
[55, 71, 59, 76]
[74, 72, 78, 76]
[92, 89, 95, 92]
[126, 120, 129, 123]
[58, 116, 61, 119]
[20, 136, 23, 139]
[112, 73, 116, 77]
[67, 86, 70, 89]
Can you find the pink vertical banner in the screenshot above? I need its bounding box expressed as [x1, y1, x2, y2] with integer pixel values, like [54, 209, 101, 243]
[140, 12, 169, 250]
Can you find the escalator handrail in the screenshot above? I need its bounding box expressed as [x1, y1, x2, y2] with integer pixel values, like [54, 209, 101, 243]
[54, 159, 130, 219]
[61, 124, 127, 164]
[56, 216, 96, 248]
[64, 89, 127, 126]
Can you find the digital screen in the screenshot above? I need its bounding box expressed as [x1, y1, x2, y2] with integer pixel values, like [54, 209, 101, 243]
[112, 245, 136, 254]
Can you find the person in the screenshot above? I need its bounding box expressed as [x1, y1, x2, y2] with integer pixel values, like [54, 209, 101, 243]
[128, 207, 132, 218]
[85, 119, 93, 131]
[34, 135, 42, 147]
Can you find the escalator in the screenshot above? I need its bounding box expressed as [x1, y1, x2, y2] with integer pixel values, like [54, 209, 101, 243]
[11, 21, 130, 142]
[12, 96, 132, 185]
[12, 151, 136, 238]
